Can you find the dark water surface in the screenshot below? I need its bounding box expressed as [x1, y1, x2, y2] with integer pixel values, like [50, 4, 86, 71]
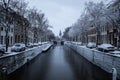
[8, 45, 112, 80]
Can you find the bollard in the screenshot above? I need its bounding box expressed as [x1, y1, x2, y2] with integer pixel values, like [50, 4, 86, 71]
[27, 58, 30, 65]
[112, 68, 117, 80]
[1, 67, 7, 80]
[27, 58, 29, 62]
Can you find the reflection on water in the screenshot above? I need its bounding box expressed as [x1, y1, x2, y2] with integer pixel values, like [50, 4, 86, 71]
[8, 45, 112, 80]
[44, 46, 77, 80]
[8, 50, 51, 80]
[63, 46, 112, 80]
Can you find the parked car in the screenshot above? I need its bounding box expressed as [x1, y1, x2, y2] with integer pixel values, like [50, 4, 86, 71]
[38, 42, 42, 46]
[0, 44, 5, 53]
[11, 43, 26, 52]
[86, 42, 96, 49]
[97, 43, 115, 52]
[33, 43, 39, 47]
[110, 51, 120, 57]
[77, 42, 82, 45]
[26, 43, 34, 48]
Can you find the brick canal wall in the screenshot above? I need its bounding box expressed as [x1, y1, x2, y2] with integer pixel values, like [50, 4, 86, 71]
[0, 43, 52, 75]
[65, 42, 120, 79]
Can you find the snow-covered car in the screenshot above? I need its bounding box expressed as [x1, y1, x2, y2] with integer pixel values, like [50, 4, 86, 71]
[38, 42, 42, 46]
[110, 51, 120, 57]
[42, 42, 48, 44]
[26, 43, 34, 48]
[33, 43, 39, 47]
[77, 42, 82, 45]
[11, 43, 26, 52]
[86, 42, 96, 49]
[0, 44, 5, 53]
[98, 44, 115, 52]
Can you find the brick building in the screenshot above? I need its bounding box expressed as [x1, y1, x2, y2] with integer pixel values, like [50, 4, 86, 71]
[87, 27, 97, 43]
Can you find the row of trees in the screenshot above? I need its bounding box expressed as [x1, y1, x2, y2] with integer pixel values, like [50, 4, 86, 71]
[0, 0, 55, 51]
[63, 0, 120, 47]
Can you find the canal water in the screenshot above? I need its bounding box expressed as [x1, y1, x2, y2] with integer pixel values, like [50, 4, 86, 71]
[8, 45, 112, 80]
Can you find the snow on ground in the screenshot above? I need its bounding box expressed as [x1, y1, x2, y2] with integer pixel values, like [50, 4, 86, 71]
[1, 52, 18, 58]
[80, 45, 87, 48]
[0, 42, 51, 58]
[68, 41, 120, 58]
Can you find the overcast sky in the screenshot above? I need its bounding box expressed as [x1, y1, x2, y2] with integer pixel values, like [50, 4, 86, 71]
[26, 0, 111, 36]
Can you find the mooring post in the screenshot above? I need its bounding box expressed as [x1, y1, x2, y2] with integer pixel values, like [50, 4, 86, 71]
[112, 68, 117, 80]
[1, 67, 7, 80]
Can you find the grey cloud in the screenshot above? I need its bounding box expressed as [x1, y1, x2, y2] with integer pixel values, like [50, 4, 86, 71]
[26, 0, 111, 36]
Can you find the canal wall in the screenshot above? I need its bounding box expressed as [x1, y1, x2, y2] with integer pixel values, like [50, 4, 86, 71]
[65, 42, 120, 79]
[0, 43, 52, 75]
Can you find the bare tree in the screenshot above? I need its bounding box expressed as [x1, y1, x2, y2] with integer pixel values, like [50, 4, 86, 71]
[1, 0, 12, 51]
[105, 0, 120, 49]
[85, 1, 106, 45]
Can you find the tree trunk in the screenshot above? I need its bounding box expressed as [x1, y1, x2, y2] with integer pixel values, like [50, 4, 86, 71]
[117, 29, 119, 50]
[5, 31, 9, 52]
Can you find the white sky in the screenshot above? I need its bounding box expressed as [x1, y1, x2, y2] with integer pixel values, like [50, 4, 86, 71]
[26, 0, 111, 36]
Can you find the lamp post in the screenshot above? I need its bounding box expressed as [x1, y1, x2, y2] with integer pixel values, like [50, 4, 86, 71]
[112, 68, 117, 80]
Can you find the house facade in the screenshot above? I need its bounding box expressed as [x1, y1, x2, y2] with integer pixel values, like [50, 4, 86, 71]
[87, 27, 97, 43]
[0, 25, 14, 46]
[87, 25, 117, 46]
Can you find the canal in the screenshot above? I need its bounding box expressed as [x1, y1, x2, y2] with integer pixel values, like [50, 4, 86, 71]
[8, 45, 112, 80]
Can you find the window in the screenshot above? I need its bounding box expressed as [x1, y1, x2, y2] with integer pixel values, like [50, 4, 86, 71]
[18, 35, 20, 42]
[1, 27, 3, 31]
[21, 35, 24, 42]
[15, 35, 17, 43]
[1, 36, 3, 44]
[11, 37, 13, 44]
[9, 28, 10, 32]
[4, 37, 6, 44]
[11, 28, 14, 32]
